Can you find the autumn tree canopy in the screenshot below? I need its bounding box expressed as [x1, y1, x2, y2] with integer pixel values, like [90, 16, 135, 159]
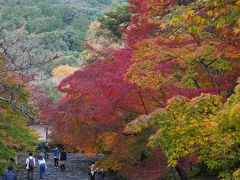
[39, 0, 240, 179]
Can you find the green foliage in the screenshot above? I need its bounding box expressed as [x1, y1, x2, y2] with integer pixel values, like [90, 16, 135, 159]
[1, 0, 127, 107]
[0, 0, 124, 77]
[0, 104, 37, 174]
[42, 51, 83, 76]
[0, 56, 38, 174]
[40, 81, 61, 101]
[202, 82, 240, 176]
[98, 3, 132, 40]
[1, 1, 89, 51]
[128, 80, 240, 178]
[148, 95, 222, 165]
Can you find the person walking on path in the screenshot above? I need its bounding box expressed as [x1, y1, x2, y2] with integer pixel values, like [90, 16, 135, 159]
[88, 163, 95, 180]
[3, 166, 17, 180]
[26, 152, 36, 180]
[38, 156, 47, 180]
[53, 146, 60, 168]
[95, 169, 105, 180]
[44, 143, 50, 160]
[59, 148, 67, 171]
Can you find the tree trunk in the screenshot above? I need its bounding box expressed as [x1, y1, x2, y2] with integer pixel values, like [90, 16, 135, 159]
[199, 162, 208, 174]
[175, 165, 188, 180]
[138, 89, 148, 114]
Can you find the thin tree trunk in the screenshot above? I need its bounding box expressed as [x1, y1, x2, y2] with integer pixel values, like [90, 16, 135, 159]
[175, 165, 188, 180]
[151, 94, 164, 107]
[193, 79, 200, 88]
[138, 89, 148, 114]
[0, 96, 33, 120]
[159, 87, 166, 97]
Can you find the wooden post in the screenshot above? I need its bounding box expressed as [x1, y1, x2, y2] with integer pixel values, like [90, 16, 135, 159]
[45, 126, 49, 141]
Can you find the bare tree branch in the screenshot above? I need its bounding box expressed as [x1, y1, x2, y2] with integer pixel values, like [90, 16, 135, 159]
[0, 96, 33, 120]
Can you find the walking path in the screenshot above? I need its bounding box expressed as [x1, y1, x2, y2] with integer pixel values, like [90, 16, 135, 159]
[30, 124, 49, 141]
[15, 125, 111, 179]
[16, 152, 95, 180]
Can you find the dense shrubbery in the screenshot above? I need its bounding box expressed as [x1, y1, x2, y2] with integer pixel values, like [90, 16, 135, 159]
[98, 3, 132, 40]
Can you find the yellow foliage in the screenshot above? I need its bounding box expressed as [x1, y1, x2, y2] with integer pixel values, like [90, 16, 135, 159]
[95, 155, 122, 171]
[98, 131, 118, 150]
[233, 168, 240, 179]
[52, 65, 79, 78]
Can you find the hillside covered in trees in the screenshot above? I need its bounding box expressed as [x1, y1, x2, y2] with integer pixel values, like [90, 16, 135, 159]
[0, 0, 124, 99]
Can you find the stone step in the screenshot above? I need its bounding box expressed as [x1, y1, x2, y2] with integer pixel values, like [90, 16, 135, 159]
[15, 152, 110, 180]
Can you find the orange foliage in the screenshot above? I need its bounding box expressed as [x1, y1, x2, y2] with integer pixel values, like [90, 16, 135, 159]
[52, 65, 79, 78]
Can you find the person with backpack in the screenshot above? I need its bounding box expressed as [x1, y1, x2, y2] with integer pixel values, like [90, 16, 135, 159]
[26, 152, 35, 180]
[53, 146, 60, 168]
[59, 148, 67, 171]
[38, 156, 47, 180]
[3, 166, 17, 180]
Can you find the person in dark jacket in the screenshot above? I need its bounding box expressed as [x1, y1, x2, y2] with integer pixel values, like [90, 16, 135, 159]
[95, 169, 105, 180]
[59, 148, 67, 171]
[88, 163, 95, 180]
[44, 143, 50, 160]
[3, 166, 17, 180]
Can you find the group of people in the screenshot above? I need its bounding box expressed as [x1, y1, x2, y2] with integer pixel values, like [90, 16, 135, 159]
[3, 144, 67, 180]
[26, 145, 67, 180]
[52, 146, 67, 171]
[88, 163, 105, 180]
[3, 143, 107, 180]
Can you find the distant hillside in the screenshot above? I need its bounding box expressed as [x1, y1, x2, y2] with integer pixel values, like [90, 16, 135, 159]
[61, 0, 121, 6]
[0, 0, 125, 100]
[60, 0, 125, 16]
[0, 0, 124, 74]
